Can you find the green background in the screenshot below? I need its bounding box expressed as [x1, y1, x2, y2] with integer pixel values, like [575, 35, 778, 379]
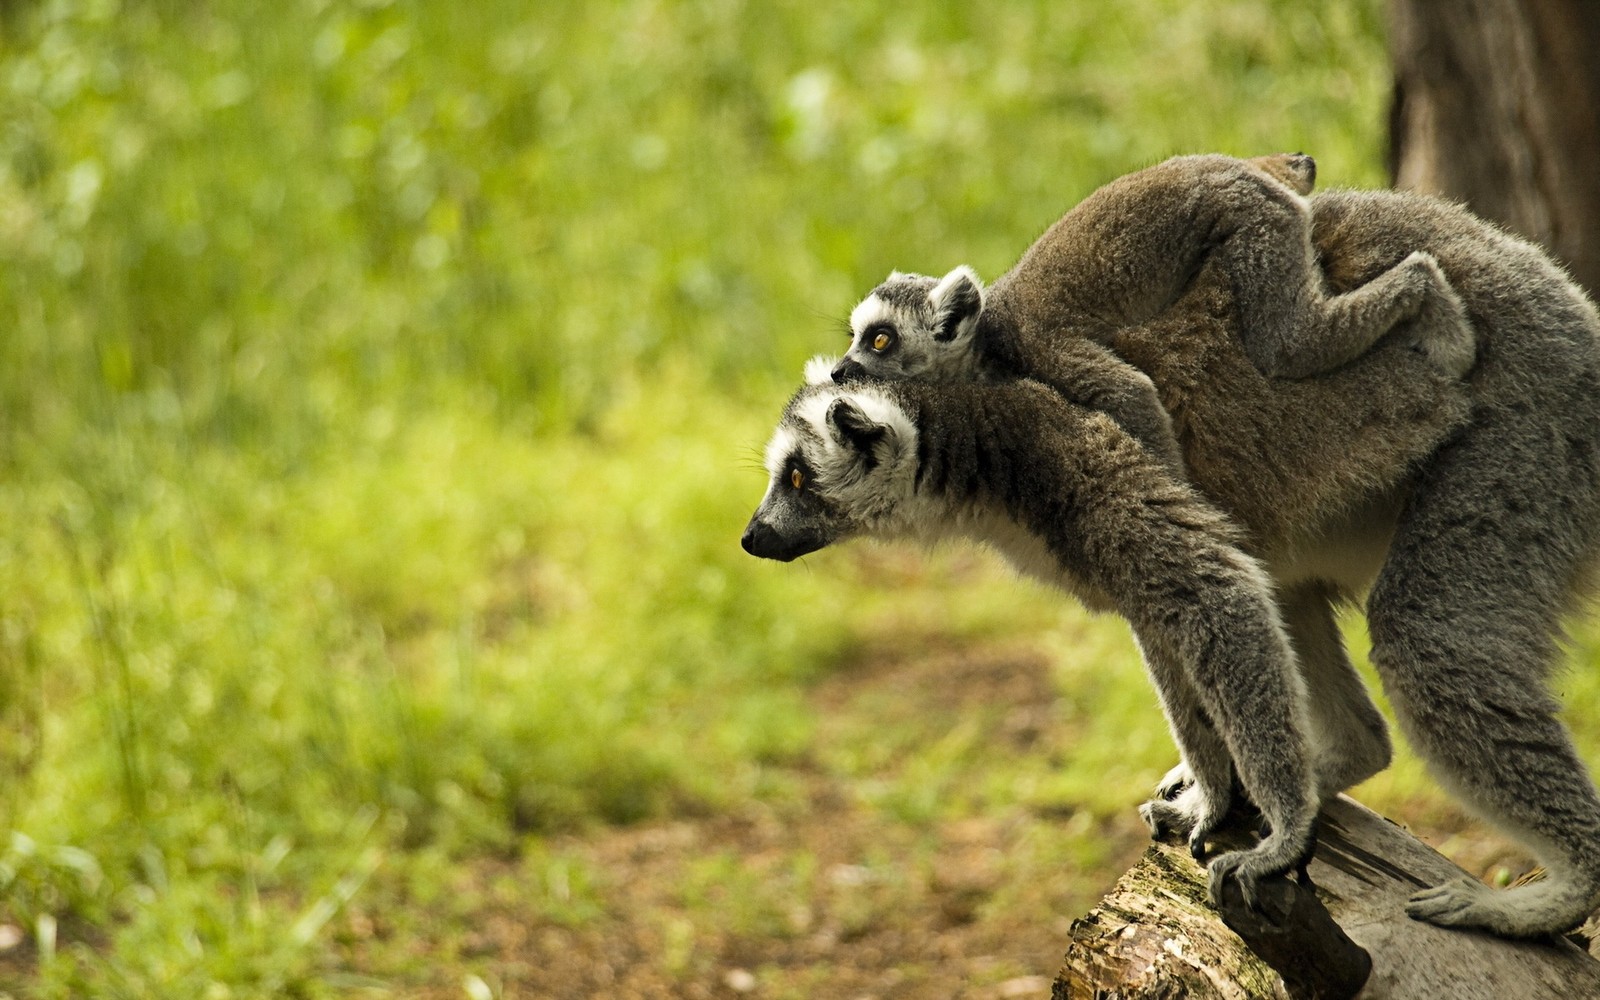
[0, 1, 1594, 995]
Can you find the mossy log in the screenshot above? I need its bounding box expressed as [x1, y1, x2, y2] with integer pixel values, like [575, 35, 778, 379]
[1054, 795, 1600, 999]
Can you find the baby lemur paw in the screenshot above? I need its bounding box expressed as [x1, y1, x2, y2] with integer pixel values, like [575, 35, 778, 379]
[1398, 250, 1477, 378]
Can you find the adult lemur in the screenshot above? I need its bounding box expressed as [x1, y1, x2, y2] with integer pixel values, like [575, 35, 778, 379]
[833, 154, 1472, 477]
[743, 181, 1600, 937]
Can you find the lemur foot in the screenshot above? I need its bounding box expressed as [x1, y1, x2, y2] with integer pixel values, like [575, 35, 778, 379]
[1140, 784, 1229, 859]
[1206, 817, 1318, 912]
[1156, 761, 1193, 800]
[1407, 874, 1599, 937]
[1139, 798, 1185, 837]
[1397, 251, 1476, 378]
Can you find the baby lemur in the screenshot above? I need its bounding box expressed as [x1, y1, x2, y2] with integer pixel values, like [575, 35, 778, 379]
[833, 154, 1473, 476]
[747, 178, 1600, 938]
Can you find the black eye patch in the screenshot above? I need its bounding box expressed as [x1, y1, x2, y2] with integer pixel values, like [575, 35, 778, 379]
[777, 453, 839, 513]
[783, 454, 816, 490]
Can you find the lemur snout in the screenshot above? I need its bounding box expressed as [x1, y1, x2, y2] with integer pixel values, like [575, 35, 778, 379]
[832, 358, 868, 383]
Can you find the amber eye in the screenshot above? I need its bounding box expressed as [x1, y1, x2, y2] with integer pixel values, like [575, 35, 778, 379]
[872, 330, 893, 352]
[790, 468, 804, 490]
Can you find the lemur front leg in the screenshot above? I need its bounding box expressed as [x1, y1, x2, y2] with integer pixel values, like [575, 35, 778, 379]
[1070, 486, 1319, 907]
[1022, 411, 1319, 909]
[1135, 644, 1237, 860]
[1131, 610, 1319, 907]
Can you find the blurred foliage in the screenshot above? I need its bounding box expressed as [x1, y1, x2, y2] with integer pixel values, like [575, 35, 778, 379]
[0, 0, 1580, 997]
[0, 0, 1391, 444]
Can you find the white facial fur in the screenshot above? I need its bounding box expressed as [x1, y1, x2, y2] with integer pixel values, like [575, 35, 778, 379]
[847, 293, 899, 343]
[785, 382, 916, 497]
[757, 377, 920, 537]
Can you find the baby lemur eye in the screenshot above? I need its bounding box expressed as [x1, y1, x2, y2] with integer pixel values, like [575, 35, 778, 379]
[869, 326, 897, 353]
[790, 468, 805, 490]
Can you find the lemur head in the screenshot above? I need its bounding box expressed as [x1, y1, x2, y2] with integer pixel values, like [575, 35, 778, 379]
[742, 361, 919, 561]
[831, 266, 987, 385]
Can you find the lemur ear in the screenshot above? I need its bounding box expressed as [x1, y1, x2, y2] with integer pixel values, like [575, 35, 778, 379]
[928, 266, 985, 343]
[827, 397, 887, 458]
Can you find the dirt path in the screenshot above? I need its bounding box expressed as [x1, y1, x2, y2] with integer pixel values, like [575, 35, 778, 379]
[0, 637, 1526, 998]
[328, 635, 1537, 1000]
[334, 643, 1155, 999]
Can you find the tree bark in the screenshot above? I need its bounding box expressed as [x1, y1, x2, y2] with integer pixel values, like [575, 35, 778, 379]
[1054, 796, 1600, 999]
[1388, 0, 1600, 295]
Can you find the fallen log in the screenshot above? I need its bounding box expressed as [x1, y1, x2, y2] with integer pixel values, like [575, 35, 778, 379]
[1054, 795, 1600, 999]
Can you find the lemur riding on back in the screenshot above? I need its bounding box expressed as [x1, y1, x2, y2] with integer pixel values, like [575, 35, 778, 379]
[750, 158, 1600, 940]
[832, 154, 1474, 466]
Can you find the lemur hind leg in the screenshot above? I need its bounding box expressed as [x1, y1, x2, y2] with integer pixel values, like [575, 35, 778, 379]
[1368, 415, 1600, 936]
[1223, 187, 1473, 380]
[1281, 582, 1392, 800]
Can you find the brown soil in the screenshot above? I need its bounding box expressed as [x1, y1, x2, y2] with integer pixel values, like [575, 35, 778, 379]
[0, 639, 1531, 998]
[324, 639, 1534, 1000]
[331, 642, 1153, 999]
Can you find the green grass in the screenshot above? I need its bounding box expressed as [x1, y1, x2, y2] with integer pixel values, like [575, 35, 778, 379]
[0, 0, 1592, 996]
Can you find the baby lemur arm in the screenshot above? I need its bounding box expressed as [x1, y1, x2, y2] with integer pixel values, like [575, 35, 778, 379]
[1020, 337, 1185, 476]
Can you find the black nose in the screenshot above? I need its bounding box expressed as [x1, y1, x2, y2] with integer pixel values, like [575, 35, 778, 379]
[742, 518, 783, 557]
[741, 518, 808, 561]
[832, 357, 867, 383]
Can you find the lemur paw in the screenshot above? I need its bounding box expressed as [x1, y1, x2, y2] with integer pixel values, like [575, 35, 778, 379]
[1399, 251, 1476, 378]
[1396, 250, 1445, 296]
[1156, 762, 1193, 800]
[1139, 798, 1185, 838]
[1140, 783, 1229, 858]
[1207, 851, 1286, 912]
[1406, 874, 1598, 936]
[1205, 817, 1318, 912]
[1406, 877, 1493, 927]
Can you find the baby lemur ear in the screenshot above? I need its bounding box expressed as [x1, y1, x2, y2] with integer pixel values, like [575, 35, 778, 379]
[929, 266, 985, 343]
[827, 397, 887, 460]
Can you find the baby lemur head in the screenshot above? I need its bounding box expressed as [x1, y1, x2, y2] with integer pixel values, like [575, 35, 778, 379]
[831, 266, 987, 385]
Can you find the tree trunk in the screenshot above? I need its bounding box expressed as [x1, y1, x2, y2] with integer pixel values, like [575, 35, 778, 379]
[1388, 0, 1600, 296]
[1054, 796, 1600, 999]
